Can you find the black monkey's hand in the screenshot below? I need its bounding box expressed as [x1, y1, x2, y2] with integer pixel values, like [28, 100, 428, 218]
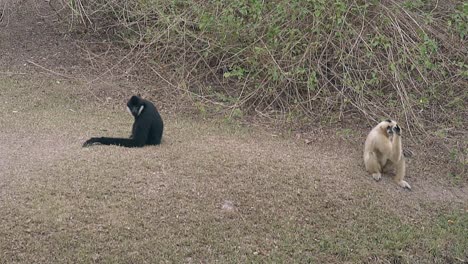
[83, 137, 101, 147]
[393, 125, 401, 136]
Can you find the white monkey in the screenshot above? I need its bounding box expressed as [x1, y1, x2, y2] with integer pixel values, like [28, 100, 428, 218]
[364, 120, 411, 189]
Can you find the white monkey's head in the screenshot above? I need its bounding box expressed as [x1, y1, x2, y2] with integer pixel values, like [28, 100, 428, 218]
[377, 119, 398, 137]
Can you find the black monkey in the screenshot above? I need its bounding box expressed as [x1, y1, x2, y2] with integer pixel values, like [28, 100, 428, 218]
[83, 95, 163, 148]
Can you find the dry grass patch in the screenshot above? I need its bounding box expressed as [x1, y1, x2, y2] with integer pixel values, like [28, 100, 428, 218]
[0, 75, 467, 263]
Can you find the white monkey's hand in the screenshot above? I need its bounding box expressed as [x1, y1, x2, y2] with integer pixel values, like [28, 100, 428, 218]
[372, 173, 382, 181]
[398, 180, 411, 190]
[393, 125, 401, 136]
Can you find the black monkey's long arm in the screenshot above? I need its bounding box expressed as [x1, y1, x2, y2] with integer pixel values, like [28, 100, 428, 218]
[83, 119, 150, 148]
[85, 137, 146, 148]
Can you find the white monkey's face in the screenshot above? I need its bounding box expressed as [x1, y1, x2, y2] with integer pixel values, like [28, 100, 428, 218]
[387, 125, 394, 135]
[379, 120, 398, 136]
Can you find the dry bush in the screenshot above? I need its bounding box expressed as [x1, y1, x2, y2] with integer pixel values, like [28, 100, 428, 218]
[58, 0, 466, 132]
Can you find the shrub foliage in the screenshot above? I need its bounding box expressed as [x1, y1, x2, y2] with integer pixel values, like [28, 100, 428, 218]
[63, 0, 467, 129]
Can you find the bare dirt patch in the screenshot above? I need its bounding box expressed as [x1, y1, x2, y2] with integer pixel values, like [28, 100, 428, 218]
[0, 0, 83, 72]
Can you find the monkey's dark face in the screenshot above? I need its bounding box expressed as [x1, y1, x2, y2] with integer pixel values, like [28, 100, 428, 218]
[386, 125, 394, 135]
[385, 123, 401, 137]
[381, 119, 397, 136]
[127, 96, 145, 118]
[127, 105, 144, 117]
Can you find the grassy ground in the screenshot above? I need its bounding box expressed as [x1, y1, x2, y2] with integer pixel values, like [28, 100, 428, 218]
[1, 1, 466, 263]
[0, 76, 467, 263]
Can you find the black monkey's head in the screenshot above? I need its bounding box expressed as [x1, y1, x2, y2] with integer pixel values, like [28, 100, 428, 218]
[127, 96, 145, 117]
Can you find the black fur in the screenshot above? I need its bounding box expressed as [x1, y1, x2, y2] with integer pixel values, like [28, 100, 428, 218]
[385, 119, 392, 123]
[83, 95, 163, 148]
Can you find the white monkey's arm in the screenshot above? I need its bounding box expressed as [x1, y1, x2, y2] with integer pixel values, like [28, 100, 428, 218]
[391, 125, 403, 162]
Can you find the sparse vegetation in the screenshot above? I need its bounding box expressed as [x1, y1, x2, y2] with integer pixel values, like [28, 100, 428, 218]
[58, 0, 466, 133]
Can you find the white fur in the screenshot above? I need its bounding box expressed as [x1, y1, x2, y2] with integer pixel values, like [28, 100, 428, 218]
[138, 105, 144, 116]
[398, 180, 411, 189]
[364, 120, 410, 189]
[372, 173, 382, 181]
[126, 105, 144, 116]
